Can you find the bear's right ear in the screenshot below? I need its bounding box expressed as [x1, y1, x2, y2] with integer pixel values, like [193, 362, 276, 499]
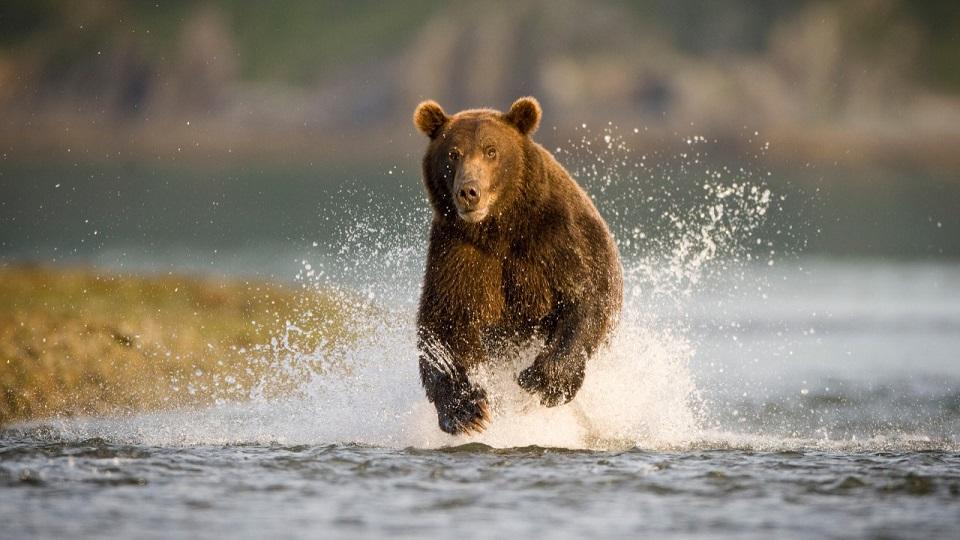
[414, 100, 448, 139]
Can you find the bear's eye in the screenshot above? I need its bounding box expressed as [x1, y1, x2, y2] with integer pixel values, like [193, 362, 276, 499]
[486, 147, 497, 159]
[448, 149, 461, 162]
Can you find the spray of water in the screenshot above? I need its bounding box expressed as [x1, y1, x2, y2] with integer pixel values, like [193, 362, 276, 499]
[38, 126, 800, 450]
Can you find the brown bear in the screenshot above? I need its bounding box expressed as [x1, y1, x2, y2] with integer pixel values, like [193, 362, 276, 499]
[413, 97, 623, 435]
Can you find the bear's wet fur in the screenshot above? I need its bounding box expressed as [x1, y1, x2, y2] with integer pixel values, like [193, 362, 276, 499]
[413, 97, 623, 435]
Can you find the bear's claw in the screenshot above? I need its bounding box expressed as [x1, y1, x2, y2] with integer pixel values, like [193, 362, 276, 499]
[517, 359, 582, 407]
[437, 388, 490, 435]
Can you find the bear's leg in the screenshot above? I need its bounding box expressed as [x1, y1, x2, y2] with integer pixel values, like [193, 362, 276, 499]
[418, 338, 490, 435]
[517, 302, 602, 407]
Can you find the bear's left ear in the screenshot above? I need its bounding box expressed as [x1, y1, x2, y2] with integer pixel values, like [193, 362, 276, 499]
[414, 100, 448, 139]
[503, 96, 541, 135]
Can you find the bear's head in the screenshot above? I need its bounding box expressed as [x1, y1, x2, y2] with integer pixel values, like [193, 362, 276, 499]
[414, 97, 542, 223]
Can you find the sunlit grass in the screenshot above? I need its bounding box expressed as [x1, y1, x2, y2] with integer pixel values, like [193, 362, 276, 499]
[0, 265, 351, 426]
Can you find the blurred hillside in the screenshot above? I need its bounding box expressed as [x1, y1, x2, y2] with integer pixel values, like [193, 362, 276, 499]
[1, 0, 959, 170]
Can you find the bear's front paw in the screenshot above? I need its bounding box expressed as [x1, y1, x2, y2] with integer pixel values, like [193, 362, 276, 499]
[517, 355, 585, 407]
[437, 386, 490, 435]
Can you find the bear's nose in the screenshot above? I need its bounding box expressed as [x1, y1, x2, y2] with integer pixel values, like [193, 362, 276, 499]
[457, 181, 481, 208]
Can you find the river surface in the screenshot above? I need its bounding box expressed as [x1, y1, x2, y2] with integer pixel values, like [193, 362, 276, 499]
[2, 260, 959, 539]
[1, 436, 958, 539]
[3, 128, 959, 537]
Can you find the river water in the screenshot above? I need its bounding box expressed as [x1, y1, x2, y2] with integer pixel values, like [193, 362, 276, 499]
[2, 130, 959, 538]
[2, 259, 959, 539]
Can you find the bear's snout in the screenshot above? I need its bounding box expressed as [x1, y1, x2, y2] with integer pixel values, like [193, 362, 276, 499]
[456, 181, 481, 209]
[454, 179, 488, 222]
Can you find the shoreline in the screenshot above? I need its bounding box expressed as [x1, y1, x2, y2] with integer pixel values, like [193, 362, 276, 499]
[0, 265, 348, 427]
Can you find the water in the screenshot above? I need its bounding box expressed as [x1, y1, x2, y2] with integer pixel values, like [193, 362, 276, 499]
[1, 436, 958, 539]
[3, 130, 960, 538]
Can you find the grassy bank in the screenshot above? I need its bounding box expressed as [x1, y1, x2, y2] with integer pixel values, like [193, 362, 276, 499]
[0, 265, 350, 427]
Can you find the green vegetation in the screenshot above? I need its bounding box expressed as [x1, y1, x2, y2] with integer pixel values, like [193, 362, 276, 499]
[3, 0, 957, 89]
[219, 0, 442, 83]
[0, 265, 350, 426]
[0, 0, 445, 84]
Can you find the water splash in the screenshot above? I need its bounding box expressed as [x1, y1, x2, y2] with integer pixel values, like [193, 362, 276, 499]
[29, 127, 819, 450]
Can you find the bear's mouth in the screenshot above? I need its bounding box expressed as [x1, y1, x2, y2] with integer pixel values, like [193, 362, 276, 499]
[457, 207, 489, 223]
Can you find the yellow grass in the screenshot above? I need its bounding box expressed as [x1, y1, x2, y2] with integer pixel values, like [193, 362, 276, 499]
[0, 265, 351, 427]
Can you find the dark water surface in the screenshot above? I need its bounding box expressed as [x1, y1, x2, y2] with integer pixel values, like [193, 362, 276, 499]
[2, 432, 959, 540]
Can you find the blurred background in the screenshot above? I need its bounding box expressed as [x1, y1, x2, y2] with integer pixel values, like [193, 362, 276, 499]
[1, 0, 959, 442]
[0, 0, 958, 272]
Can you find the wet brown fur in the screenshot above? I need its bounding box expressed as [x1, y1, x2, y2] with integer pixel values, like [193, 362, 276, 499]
[413, 97, 623, 435]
